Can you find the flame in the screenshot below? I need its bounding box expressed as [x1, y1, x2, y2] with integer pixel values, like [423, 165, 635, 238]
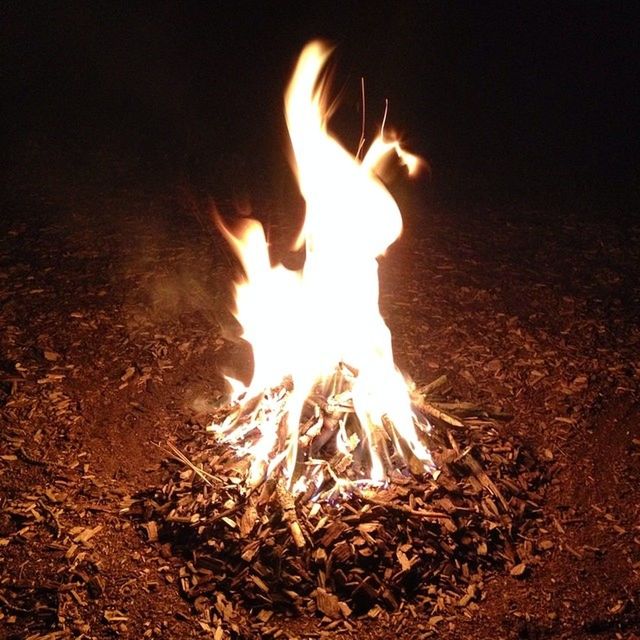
[213, 41, 435, 491]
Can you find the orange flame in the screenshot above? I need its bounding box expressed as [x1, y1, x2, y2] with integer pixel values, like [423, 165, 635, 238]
[213, 41, 435, 491]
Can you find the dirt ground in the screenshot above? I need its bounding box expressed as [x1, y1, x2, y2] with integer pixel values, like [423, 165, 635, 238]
[1, 156, 639, 639]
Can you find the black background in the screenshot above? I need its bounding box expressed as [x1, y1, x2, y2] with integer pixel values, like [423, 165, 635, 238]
[3, 1, 639, 210]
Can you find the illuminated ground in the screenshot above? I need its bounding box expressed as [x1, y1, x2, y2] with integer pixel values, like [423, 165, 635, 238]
[1, 153, 639, 639]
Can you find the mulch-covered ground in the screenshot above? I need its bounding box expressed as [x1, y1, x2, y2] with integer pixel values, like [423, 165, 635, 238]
[1, 158, 639, 639]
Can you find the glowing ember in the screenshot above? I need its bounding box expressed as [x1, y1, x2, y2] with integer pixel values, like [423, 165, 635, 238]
[211, 41, 436, 493]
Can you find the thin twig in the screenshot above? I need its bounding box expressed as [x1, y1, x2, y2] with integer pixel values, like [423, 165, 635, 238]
[159, 442, 215, 486]
[38, 500, 62, 539]
[356, 77, 366, 160]
[380, 98, 389, 137]
[17, 447, 48, 466]
[0, 593, 32, 613]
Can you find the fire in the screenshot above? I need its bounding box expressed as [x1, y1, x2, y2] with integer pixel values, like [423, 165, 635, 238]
[211, 41, 436, 493]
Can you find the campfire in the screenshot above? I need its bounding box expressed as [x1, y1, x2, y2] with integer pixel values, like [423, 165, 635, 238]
[128, 41, 548, 634]
[212, 40, 436, 499]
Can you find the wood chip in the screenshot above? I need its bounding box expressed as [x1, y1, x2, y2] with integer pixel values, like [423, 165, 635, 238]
[315, 588, 341, 619]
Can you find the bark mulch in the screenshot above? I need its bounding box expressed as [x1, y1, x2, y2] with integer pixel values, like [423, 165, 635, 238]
[1, 170, 639, 639]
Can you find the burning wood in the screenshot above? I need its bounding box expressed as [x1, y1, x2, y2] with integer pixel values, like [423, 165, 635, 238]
[208, 366, 439, 501]
[127, 393, 549, 634]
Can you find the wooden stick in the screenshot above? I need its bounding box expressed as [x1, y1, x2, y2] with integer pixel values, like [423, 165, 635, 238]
[352, 489, 453, 521]
[381, 415, 424, 475]
[462, 452, 510, 512]
[431, 401, 513, 421]
[418, 374, 449, 396]
[276, 480, 306, 548]
[416, 400, 465, 428]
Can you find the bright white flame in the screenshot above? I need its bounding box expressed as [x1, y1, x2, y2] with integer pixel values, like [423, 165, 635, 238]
[214, 41, 435, 490]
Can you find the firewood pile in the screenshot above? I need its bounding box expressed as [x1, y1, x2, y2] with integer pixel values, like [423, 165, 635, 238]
[125, 377, 549, 636]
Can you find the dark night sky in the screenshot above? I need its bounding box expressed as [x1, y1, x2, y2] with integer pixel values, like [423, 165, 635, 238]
[2, 1, 639, 207]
